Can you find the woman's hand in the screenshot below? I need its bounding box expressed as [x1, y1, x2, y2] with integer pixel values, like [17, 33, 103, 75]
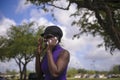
[47, 37, 58, 53]
[37, 37, 44, 55]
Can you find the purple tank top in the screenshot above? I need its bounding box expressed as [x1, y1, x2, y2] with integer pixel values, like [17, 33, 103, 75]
[41, 44, 67, 80]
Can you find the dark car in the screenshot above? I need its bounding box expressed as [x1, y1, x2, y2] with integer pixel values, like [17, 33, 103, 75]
[28, 73, 37, 80]
[0, 77, 6, 80]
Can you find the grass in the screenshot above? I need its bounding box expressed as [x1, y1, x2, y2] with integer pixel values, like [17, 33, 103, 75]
[67, 78, 120, 80]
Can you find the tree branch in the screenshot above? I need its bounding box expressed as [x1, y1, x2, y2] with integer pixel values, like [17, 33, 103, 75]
[47, 1, 71, 10]
[104, 4, 120, 50]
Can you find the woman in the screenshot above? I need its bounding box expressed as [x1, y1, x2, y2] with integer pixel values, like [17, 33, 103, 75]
[35, 26, 70, 80]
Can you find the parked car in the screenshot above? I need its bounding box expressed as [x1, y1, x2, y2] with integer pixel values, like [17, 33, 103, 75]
[0, 77, 6, 80]
[28, 73, 37, 80]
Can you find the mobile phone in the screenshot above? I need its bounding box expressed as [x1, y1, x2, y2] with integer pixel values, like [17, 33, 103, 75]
[54, 37, 58, 44]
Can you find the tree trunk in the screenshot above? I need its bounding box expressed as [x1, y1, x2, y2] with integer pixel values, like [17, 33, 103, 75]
[23, 63, 27, 80]
[20, 71, 23, 80]
[15, 58, 23, 80]
[14, 55, 34, 80]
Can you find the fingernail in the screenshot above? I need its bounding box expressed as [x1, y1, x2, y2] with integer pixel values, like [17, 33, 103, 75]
[49, 40, 52, 43]
[47, 42, 49, 45]
[55, 37, 57, 40]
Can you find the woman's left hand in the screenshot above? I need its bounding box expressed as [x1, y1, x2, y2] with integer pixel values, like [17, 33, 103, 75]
[47, 37, 58, 52]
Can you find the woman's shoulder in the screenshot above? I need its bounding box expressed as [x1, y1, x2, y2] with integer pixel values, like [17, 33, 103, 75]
[60, 49, 70, 58]
[62, 49, 69, 54]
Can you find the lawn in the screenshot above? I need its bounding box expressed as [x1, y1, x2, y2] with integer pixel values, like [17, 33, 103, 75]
[67, 78, 120, 80]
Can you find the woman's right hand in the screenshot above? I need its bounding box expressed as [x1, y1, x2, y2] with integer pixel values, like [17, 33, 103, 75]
[37, 37, 43, 55]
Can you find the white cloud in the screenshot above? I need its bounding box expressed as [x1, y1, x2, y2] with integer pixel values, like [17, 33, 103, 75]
[53, 2, 77, 26]
[0, 17, 16, 36]
[82, 36, 120, 71]
[16, 0, 32, 13]
[30, 17, 52, 25]
[30, 9, 48, 19]
[0, 59, 18, 72]
[53, 0, 69, 8]
[61, 23, 120, 71]
[29, 8, 54, 28]
[68, 52, 83, 69]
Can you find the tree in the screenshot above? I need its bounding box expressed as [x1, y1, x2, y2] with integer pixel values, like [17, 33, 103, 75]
[0, 36, 8, 61]
[27, 0, 120, 54]
[0, 22, 44, 80]
[109, 65, 120, 74]
[67, 68, 78, 77]
[78, 68, 87, 74]
[6, 69, 18, 75]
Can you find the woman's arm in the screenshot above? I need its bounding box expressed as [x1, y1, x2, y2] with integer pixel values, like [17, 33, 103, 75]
[46, 37, 70, 77]
[35, 53, 43, 79]
[35, 38, 44, 79]
[47, 50, 70, 77]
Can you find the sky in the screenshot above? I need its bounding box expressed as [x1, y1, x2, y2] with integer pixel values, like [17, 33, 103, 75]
[0, 0, 120, 73]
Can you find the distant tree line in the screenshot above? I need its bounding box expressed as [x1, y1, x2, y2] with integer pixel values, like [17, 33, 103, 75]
[67, 64, 120, 77]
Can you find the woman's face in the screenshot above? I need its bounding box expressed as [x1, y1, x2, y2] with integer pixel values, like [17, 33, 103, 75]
[43, 34, 54, 43]
[43, 34, 58, 47]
